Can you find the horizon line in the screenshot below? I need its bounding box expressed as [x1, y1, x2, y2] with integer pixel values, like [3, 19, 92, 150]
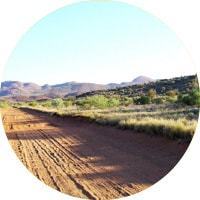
[0, 73, 197, 87]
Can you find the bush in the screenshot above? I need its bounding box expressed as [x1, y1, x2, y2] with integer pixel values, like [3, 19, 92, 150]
[147, 89, 157, 100]
[153, 97, 165, 104]
[63, 100, 73, 108]
[41, 100, 52, 108]
[28, 101, 37, 107]
[76, 95, 109, 109]
[166, 96, 177, 103]
[0, 100, 10, 108]
[182, 95, 192, 105]
[190, 89, 200, 106]
[108, 98, 120, 107]
[137, 96, 150, 105]
[166, 90, 177, 97]
[178, 89, 200, 106]
[51, 98, 64, 108]
[120, 97, 133, 106]
[190, 77, 199, 89]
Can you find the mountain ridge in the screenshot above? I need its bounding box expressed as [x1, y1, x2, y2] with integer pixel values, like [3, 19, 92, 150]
[0, 76, 155, 101]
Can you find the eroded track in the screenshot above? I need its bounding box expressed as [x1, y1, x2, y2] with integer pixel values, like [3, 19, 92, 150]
[1, 108, 189, 199]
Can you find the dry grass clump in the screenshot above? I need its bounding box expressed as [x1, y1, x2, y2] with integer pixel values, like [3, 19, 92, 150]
[119, 117, 196, 140]
[63, 110, 197, 140]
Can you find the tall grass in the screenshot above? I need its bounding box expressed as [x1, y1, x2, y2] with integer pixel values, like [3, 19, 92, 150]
[118, 117, 196, 140]
[15, 102, 199, 141]
[0, 100, 10, 108]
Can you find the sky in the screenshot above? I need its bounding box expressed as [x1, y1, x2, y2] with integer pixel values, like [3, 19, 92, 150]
[3, 1, 196, 85]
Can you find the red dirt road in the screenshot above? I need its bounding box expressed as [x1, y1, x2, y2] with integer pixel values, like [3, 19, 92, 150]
[1, 108, 189, 199]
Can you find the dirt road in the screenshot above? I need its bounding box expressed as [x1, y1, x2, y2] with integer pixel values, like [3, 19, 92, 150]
[1, 108, 189, 199]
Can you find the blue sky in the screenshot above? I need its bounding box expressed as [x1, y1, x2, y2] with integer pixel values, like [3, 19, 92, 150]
[3, 1, 195, 85]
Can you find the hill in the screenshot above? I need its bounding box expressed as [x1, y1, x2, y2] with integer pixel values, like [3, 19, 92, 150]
[0, 76, 154, 101]
[78, 75, 198, 98]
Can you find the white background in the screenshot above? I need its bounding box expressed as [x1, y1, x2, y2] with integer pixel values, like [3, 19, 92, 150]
[0, 0, 199, 199]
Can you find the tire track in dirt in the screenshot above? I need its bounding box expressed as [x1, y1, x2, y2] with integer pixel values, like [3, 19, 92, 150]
[23, 112, 90, 197]
[1, 108, 189, 199]
[22, 112, 135, 197]
[32, 132, 93, 198]
[38, 129, 140, 197]
[23, 133, 59, 189]
[37, 129, 131, 198]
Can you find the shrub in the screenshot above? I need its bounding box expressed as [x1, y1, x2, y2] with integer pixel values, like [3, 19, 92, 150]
[63, 100, 73, 108]
[76, 95, 109, 109]
[120, 97, 133, 106]
[153, 97, 165, 104]
[28, 101, 37, 107]
[88, 95, 109, 109]
[178, 89, 200, 106]
[41, 100, 52, 108]
[166, 96, 177, 103]
[190, 89, 200, 106]
[137, 96, 150, 105]
[190, 76, 199, 89]
[51, 98, 64, 108]
[147, 89, 157, 100]
[166, 90, 177, 97]
[108, 98, 120, 107]
[181, 95, 192, 105]
[0, 100, 10, 108]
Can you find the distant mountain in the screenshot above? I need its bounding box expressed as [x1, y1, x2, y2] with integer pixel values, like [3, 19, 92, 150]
[0, 76, 154, 101]
[132, 76, 154, 85]
[105, 76, 154, 89]
[0, 81, 42, 97]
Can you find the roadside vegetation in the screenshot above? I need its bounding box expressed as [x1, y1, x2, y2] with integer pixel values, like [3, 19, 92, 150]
[2, 75, 199, 141]
[11, 91, 199, 141]
[0, 100, 10, 108]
